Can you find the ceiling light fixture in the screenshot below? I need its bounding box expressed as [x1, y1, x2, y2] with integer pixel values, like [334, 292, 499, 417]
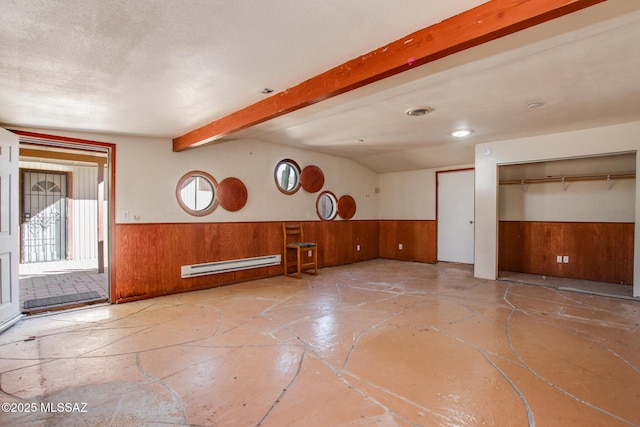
[405, 106, 433, 117]
[450, 129, 473, 138]
[261, 88, 274, 94]
[527, 101, 544, 109]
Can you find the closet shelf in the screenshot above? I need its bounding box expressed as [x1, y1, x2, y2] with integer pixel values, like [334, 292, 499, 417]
[500, 172, 635, 186]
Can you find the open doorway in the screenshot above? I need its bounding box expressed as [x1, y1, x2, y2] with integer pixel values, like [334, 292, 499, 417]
[15, 132, 114, 314]
[497, 152, 636, 299]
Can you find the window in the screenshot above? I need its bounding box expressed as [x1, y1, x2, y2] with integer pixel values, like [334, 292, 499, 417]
[316, 191, 338, 220]
[176, 171, 218, 216]
[274, 159, 301, 194]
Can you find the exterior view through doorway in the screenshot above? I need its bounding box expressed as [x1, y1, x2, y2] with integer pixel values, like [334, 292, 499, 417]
[15, 132, 114, 314]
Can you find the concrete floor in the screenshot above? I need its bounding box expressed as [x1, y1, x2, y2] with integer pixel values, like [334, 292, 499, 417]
[499, 271, 635, 300]
[1, 259, 639, 426]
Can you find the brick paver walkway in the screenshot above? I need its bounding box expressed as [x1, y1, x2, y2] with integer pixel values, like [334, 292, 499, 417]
[19, 259, 109, 312]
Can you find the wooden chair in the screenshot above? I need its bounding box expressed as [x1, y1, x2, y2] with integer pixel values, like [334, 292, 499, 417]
[282, 223, 318, 279]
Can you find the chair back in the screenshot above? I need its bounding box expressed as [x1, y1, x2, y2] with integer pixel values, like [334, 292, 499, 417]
[283, 223, 304, 245]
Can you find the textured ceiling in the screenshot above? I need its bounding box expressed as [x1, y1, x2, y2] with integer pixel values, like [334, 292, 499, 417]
[1, 0, 639, 172]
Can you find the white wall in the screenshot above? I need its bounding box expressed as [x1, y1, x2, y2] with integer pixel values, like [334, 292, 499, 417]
[116, 137, 380, 223]
[476, 121, 640, 297]
[499, 180, 635, 222]
[17, 129, 380, 223]
[378, 164, 473, 220]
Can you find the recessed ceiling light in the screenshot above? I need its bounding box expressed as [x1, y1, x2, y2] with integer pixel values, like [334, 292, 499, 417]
[261, 88, 274, 94]
[405, 106, 433, 117]
[450, 129, 473, 138]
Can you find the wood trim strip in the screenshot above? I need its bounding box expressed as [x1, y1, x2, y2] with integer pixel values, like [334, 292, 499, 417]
[11, 130, 116, 149]
[20, 148, 107, 165]
[173, 0, 604, 151]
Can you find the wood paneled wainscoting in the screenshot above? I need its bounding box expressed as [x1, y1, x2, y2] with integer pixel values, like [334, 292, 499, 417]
[379, 220, 437, 263]
[498, 221, 634, 285]
[114, 220, 381, 303]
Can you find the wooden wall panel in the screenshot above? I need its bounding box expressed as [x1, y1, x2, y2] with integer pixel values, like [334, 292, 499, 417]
[522, 222, 564, 277]
[352, 220, 379, 262]
[379, 220, 436, 263]
[498, 221, 523, 272]
[562, 222, 634, 284]
[114, 220, 380, 302]
[499, 221, 634, 284]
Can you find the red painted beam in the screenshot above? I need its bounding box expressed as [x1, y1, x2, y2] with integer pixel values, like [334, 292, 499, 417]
[173, 0, 606, 151]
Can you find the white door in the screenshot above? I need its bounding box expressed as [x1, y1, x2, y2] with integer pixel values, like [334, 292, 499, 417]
[437, 169, 475, 264]
[0, 128, 21, 329]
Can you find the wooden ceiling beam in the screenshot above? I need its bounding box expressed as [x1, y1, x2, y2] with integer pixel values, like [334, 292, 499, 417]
[173, 0, 606, 152]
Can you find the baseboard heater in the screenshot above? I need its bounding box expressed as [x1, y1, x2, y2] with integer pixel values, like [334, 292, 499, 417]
[181, 254, 281, 278]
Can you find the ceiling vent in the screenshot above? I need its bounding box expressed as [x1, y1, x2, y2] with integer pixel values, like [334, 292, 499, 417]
[405, 106, 433, 117]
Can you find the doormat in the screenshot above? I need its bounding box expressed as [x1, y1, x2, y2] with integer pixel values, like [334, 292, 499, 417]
[23, 291, 104, 310]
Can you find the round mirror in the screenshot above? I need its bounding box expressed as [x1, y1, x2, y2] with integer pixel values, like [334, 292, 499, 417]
[176, 171, 219, 216]
[274, 159, 301, 194]
[316, 191, 338, 221]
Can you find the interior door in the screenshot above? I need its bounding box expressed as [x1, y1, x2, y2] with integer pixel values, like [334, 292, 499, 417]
[437, 169, 475, 264]
[0, 128, 21, 329]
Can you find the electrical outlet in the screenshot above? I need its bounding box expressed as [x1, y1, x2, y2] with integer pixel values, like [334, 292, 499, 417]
[308, 250, 312, 257]
[399, 243, 403, 250]
[563, 256, 569, 263]
[356, 245, 361, 251]
[556, 255, 562, 263]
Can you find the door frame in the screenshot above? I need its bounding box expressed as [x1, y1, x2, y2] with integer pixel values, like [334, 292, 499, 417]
[435, 167, 475, 263]
[12, 130, 117, 304]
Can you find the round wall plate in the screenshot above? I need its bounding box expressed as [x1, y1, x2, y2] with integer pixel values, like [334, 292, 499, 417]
[300, 165, 325, 193]
[337, 195, 356, 220]
[217, 177, 248, 212]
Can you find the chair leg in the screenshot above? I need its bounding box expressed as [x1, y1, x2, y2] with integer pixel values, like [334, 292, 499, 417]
[296, 247, 302, 279]
[313, 248, 318, 275]
[284, 249, 288, 277]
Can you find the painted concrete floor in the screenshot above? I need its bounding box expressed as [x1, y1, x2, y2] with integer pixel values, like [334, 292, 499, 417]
[499, 271, 634, 300]
[1, 259, 639, 427]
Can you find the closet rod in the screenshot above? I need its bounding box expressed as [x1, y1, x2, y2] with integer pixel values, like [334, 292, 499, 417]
[500, 172, 635, 186]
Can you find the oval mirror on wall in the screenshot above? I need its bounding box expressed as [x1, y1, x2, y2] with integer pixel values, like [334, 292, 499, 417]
[316, 190, 338, 221]
[274, 159, 301, 194]
[176, 171, 219, 216]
